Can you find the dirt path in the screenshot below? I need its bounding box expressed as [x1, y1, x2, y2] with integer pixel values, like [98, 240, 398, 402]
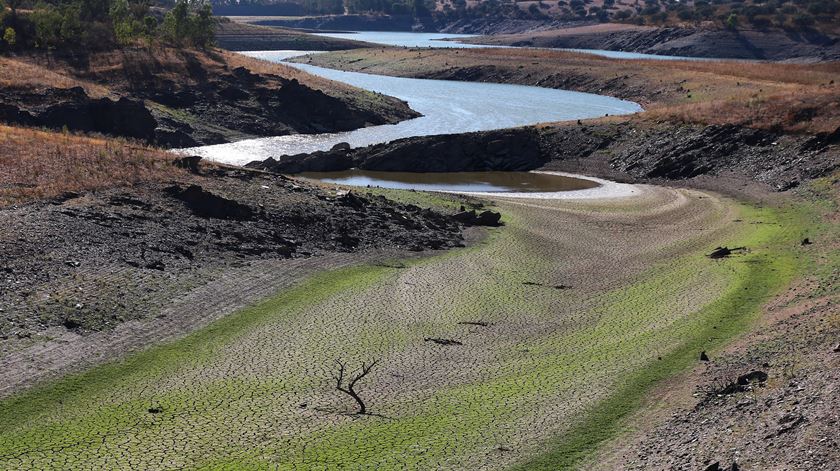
[0, 184, 798, 469]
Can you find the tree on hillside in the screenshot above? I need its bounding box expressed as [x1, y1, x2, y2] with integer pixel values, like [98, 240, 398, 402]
[162, 0, 216, 47]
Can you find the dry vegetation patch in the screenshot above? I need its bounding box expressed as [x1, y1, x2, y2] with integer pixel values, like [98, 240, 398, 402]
[0, 125, 178, 206]
[0, 57, 109, 97]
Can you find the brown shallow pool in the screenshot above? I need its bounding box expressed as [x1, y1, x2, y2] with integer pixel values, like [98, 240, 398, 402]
[298, 170, 600, 193]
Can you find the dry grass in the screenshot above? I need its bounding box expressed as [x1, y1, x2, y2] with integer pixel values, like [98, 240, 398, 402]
[0, 57, 110, 97]
[0, 125, 180, 206]
[218, 50, 373, 97]
[647, 88, 840, 134]
[5, 46, 380, 104]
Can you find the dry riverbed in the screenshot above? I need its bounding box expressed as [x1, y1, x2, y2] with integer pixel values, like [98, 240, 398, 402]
[3, 170, 834, 469]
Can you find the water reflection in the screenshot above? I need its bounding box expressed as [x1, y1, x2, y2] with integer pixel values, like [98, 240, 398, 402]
[299, 170, 599, 193]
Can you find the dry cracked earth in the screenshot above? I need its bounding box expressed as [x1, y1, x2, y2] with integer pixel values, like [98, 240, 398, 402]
[0, 183, 782, 469]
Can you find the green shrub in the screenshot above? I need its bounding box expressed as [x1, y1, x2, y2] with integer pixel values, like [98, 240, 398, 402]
[2, 26, 15, 47]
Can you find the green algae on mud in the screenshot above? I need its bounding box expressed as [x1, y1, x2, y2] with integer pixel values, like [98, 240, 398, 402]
[511, 202, 814, 470]
[0, 187, 820, 470]
[0, 264, 394, 427]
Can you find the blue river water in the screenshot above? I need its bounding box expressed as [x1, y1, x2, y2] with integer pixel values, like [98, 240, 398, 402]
[185, 49, 642, 165]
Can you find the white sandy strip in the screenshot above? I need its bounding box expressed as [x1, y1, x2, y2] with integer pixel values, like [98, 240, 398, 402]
[448, 171, 642, 200]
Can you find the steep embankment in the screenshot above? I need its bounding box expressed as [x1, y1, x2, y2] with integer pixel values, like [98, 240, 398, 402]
[215, 19, 369, 51]
[249, 122, 839, 191]
[0, 48, 417, 148]
[280, 48, 840, 189]
[239, 16, 839, 61]
[466, 23, 840, 62]
[294, 47, 840, 114]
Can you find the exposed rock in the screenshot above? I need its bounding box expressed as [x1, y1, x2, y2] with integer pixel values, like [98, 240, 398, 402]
[173, 155, 203, 173]
[736, 370, 768, 386]
[0, 87, 157, 142]
[248, 128, 544, 174]
[1, 169, 464, 336]
[165, 184, 254, 220]
[355, 128, 544, 172]
[452, 210, 503, 227]
[475, 26, 840, 61]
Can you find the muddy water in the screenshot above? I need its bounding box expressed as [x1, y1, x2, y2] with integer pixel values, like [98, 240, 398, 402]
[299, 169, 600, 193]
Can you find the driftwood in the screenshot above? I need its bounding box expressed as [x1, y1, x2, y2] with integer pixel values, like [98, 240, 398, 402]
[424, 337, 463, 346]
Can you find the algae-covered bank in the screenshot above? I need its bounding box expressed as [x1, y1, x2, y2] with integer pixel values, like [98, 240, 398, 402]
[2, 178, 832, 469]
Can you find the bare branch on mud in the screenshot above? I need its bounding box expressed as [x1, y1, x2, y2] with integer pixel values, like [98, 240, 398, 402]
[333, 359, 379, 415]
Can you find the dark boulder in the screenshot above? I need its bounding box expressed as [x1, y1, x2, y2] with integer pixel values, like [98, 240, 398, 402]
[165, 184, 254, 220]
[0, 103, 36, 126]
[453, 210, 503, 227]
[339, 192, 368, 211]
[155, 128, 199, 148]
[173, 155, 203, 173]
[736, 370, 768, 385]
[356, 128, 544, 172]
[246, 146, 354, 174]
[39, 96, 158, 142]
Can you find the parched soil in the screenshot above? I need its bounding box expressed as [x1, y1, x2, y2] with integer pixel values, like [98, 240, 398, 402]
[591, 179, 840, 471]
[2, 178, 785, 469]
[0, 156, 475, 395]
[466, 23, 840, 62]
[0, 48, 418, 148]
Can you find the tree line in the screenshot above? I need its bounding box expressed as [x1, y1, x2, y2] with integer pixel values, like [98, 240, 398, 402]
[0, 0, 217, 51]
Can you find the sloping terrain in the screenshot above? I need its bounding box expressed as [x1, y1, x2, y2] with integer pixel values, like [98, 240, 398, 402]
[0, 48, 417, 147]
[0, 125, 469, 394]
[2, 175, 817, 469]
[467, 23, 840, 61]
[215, 19, 369, 51]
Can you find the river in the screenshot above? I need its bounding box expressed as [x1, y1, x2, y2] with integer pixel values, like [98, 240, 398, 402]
[184, 49, 642, 166]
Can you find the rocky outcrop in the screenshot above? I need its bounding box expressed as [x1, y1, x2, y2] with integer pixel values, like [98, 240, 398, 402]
[165, 184, 255, 220]
[250, 121, 839, 191]
[452, 210, 503, 226]
[0, 51, 419, 148]
[0, 167, 465, 336]
[0, 87, 157, 142]
[253, 14, 436, 32]
[247, 128, 546, 174]
[603, 124, 840, 190]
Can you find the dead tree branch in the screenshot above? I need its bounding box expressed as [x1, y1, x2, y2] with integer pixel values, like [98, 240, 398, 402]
[333, 359, 379, 415]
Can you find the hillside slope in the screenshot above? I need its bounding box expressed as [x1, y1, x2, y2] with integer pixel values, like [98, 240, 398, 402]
[0, 48, 417, 148]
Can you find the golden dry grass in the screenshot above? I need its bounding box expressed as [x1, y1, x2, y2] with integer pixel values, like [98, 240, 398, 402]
[0, 57, 110, 97]
[0, 125, 180, 206]
[647, 88, 840, 134]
